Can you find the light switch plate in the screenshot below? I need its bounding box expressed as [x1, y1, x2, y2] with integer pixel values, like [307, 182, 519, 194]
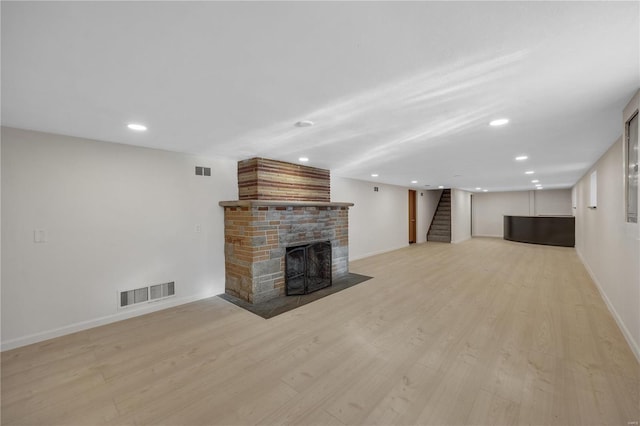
[34, 229, 47, 243]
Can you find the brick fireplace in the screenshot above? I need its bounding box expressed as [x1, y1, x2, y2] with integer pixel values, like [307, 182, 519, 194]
[219, 158, 353, 304]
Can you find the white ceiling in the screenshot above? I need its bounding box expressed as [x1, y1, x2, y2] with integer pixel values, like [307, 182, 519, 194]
[2, 1, 639, 192]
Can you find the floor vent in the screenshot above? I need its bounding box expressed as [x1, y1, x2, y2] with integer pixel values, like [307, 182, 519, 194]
[150, 281, 175, 300]
[119, 282, 175, 308]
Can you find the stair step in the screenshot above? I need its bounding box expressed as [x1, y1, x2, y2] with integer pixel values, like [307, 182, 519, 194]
[428, 227, 450, 233]
[428, 231, 451, 238]
[427, 189, 452, 243]
[431, 219, 450, 225]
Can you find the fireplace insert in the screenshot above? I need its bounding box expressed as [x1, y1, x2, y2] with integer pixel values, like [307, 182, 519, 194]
[285, 241, 332, 295]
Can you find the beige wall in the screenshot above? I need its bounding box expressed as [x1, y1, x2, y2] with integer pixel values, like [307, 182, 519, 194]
[472, 189, 572, 237]
[1, 127, 238, 350]
[574, 90, 640, 361]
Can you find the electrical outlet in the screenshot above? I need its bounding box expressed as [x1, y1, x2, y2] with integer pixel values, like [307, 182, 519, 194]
[195, 224, 201, 233]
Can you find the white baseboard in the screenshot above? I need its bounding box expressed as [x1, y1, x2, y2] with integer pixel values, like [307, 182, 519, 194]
[576, 248, 640, 363]
[349, 244, 410, 261]
[1, 292, 217, 351]
[451, 236, 472, 244]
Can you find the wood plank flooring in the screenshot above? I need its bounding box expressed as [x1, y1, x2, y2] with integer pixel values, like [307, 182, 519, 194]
[2, 238, 638, 425]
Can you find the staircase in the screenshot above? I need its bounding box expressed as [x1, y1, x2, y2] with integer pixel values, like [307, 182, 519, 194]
[427, 189, 451, 243]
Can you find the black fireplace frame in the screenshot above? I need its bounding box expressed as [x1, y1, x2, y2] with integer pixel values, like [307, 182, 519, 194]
[285, 241, 332, 296]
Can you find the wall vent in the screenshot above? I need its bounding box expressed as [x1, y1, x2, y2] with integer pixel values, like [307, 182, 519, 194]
[150, 281, 175, 300]
[119, 282, 175, 308]
[120, 287, 149, 307]
[195, 166, 211, 176]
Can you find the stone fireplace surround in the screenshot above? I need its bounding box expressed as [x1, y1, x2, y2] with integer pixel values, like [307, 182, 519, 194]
[219, 200, 352, 303]
[219, 157, 353, 304]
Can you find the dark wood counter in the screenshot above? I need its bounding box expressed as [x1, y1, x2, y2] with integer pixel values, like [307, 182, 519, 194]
[503, 215, 575, 247]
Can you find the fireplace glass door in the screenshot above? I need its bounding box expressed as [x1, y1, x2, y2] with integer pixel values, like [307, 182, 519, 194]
[285, 241, 332, 295]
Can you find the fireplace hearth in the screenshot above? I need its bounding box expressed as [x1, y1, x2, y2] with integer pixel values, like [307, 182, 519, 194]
[286, 241, 332, 295]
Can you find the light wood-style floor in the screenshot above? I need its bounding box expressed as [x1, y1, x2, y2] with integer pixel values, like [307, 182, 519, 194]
[2, 238, 639, 425]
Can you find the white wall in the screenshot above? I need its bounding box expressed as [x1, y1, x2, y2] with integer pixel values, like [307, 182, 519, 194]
[331, 177, 439, 260]
[1, 127, 238, 350]
[574, 91, 640, 361]
[472, 189, 572, 237]
[451, 189, 472, 244]
[472, 191, 531, 237]
[534, 189, 573, 216]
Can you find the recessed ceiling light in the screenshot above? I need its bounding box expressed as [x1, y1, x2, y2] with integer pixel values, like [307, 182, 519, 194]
[483, 189, 489, 192]
[489, 118, 509, 126]
[531, 179, 539, 183]
[127, 123, 147, 131]
[536, 186, 544, 190]
[411, 180, 418, 184]
[371, 173, 379, 177]
[535, 183, 542, 187]
[515, 155, 528, 161]
[295, 120, 314, 127]
[475, 187, 482, 190]
[298, 157, 309, 162]
[525, 170, 535, 175]
[438, 185, 444, 189]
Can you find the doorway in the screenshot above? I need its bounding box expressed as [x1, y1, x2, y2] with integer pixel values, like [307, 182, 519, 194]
[408, 189, 417, 244]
